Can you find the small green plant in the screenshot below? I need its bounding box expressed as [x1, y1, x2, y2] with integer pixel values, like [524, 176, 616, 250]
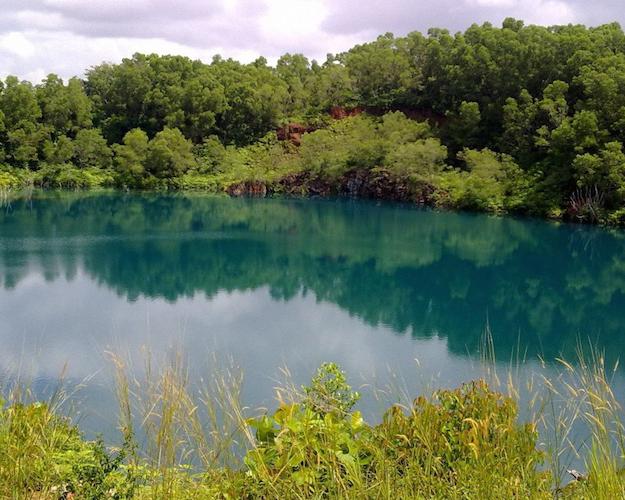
[244, 363, 369, 497]
[303, 361, 360, 415]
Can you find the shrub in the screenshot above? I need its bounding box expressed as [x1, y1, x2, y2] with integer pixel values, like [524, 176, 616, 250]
[374, 381, 549, 498]
[244, 365, 549, 498]
[438, 148, 527, 212]
[34, 163, 115, 189]
[0, 401, 132, 498]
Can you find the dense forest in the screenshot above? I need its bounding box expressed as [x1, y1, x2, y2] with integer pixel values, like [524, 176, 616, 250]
[3, 19, 625, 222]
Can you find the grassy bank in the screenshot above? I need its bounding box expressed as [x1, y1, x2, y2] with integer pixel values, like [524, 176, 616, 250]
[1, 351, 625, 499]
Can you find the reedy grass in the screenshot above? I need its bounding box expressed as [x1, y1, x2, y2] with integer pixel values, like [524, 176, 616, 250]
[1, 343, 625, 498]
[106, 348, 252, 498]
[477, 326, 625, 499]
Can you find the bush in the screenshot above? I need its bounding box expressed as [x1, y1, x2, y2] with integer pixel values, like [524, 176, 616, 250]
[384, 137, 447, 183]
[0, 171, 21, 190]
[374, 381, 549, 498]
[0, 401, 132, 498]
[437, 148, 527, 212]
[34, 163, 115, 189]
[243, 366, 549, 498]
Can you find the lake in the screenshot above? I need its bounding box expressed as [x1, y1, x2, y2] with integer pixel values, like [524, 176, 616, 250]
[1, 191, 625, 442]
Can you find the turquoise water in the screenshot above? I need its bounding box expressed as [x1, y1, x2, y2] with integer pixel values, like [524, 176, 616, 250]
[1, 191, 625, 438]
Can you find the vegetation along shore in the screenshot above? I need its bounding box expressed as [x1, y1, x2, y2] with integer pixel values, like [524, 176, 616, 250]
[3, 20, 625, 223]
[3, 353, 625, 499]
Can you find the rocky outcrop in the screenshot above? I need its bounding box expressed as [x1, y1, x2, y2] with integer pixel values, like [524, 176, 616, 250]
[272, 169, 435, 204]
[276, 172, 334, 197]
[276, 123, 315, 146]
[225, 170, 435, 204]
[227, 180, 268, 197]
[339, 169, 434, 203]
[329, 106, 364, 120]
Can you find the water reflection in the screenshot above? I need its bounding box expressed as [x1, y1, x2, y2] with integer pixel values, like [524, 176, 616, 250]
[1, 192, 625, 436]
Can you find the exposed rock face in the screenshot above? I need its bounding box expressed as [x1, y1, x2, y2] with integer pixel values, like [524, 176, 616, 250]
[329, 106, 364, 120]
[339, 169, 434, 203]
[276, 172, 334, 197]
[272, 169, 435, 204]
[276, 123, 314, 146]
[227, 180, 268, 197]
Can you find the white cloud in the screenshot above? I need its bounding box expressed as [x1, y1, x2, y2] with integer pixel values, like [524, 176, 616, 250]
[469, 0, 516, 7]
[0, 32, 36, 59]
[261, 0, 327, 40]
[524, 0, 577, 25]
[0, 30, 263, 82]
[466, 0, 577, 26]
[0, 0, 620, 81]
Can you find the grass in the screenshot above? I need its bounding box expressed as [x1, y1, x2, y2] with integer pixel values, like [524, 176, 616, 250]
[0, 348, 625, 498]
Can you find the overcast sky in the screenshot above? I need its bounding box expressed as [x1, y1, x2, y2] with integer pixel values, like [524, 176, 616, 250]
[1, 0, 624, 82]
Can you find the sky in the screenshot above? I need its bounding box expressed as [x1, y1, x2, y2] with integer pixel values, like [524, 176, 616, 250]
[0, 0, 624, 82]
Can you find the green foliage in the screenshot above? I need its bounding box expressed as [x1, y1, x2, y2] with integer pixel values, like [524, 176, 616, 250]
[85, 54, 226, 144]
[439, 148, 527, 212]
[0, 401, 133, 498]
[385, 138, 448, 182]
[43, 135, 75, 164]
[309, 57, 355, 110]
[0, 170, 21, 190]
[209, 57, 289, 146]
[113, 128, 150, 188]
[574, 141, 625, 199]
[217, 132, 295, 186]
[298, 113, 437, 183]
[73, 128, 112, 169]
[193, 135, 226, 174]
[303, 362, 361, 415]
[378, 110, 432, 143]
[244, 372, 548, 498]
[34, 163, 114, 189]
[245, 403, 370, 497]
[374, 381, 549, 498]
[37, 75, 92, 136]
[145, 127, 195, 180]
[0, 165, 32, 190]
[7, 356, 625, 498]
[4, 20, 625, 220]
[341, 33, 422, 108]
[445, 101, 482, 152]
[0, 76, 41, 129]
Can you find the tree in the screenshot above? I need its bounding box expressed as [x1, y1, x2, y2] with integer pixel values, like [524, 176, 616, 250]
[6, 123, 47, 168]
[211, 58, 289, 145]
[573, 141, 625, 201]
[37, 75, 92, 137]
[73, 129, 112, 169]
[0, 76, 41, 129]
[276, 53, 312, 115]
[113, 128, 150, 187]
[0, 76, 46, 168]
[445, 101, 482, 153]
[146, 127, 195, 179]
[341, 33, 419, 108]
[310, 58, 354, 110]
[379, 111, 431, 144]
[43, 135, 75, 164]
